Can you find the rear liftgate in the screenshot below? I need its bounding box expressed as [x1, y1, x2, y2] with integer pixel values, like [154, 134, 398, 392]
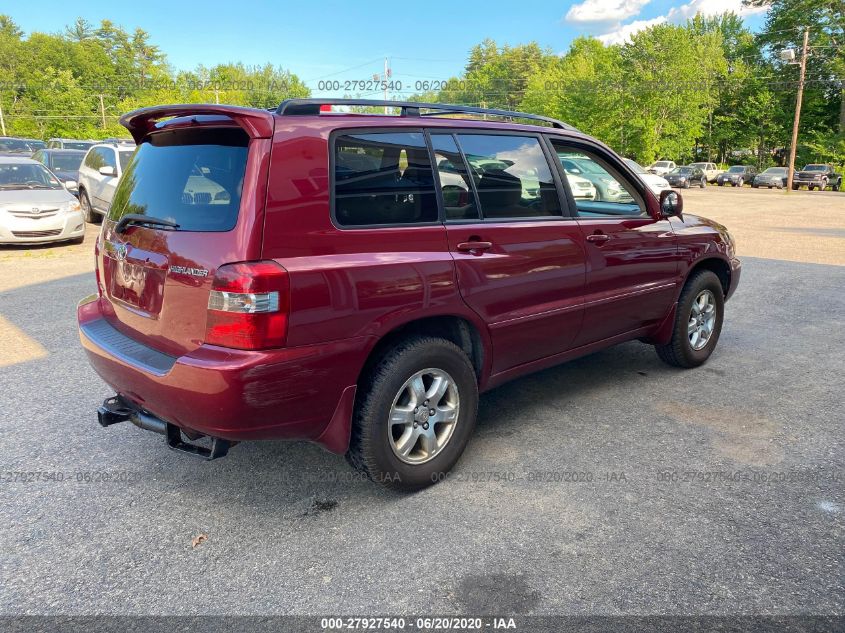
[97, 396, 232, 460]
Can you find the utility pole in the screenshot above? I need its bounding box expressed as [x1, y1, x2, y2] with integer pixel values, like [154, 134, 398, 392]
[98, 94, 106, 128]
[214, 88, 220, 104]
[373, 58, 391, 113]
[785, 28, 810, 194]
[0, 102, 5, 136]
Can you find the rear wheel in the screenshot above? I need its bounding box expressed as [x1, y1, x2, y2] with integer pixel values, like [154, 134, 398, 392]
[79, 190, 98, 224]
[833, 180, 841, 192]
[655, 270, 724, 369]
[346, 336, 479, 491]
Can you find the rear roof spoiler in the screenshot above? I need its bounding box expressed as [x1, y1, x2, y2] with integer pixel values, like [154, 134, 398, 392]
[119, 104, 275, 144]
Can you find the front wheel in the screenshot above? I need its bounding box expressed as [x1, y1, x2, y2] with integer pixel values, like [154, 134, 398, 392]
[79, 190, 99, 224]
[346, 336, 479, 491]
[655, 270, 725, 368]
[700, 177, 706, 188]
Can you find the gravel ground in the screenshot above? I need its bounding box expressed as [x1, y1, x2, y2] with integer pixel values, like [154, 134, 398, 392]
[0, 188, 842, 619]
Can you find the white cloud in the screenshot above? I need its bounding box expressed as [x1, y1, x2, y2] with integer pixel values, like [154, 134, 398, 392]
[596, 16, 668, 44]
[590, 0, 769, 45]
[667, 0, 768, 20]
[565, 0, 653, 24]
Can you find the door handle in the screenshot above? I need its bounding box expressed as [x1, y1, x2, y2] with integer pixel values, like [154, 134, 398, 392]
[456, 240, 493, 253]
[586, 232, 610, 244]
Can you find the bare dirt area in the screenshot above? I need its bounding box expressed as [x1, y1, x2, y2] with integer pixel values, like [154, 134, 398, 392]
[681, 186, 845, 266]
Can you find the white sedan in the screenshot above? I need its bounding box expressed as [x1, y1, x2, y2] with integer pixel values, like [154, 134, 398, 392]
[0, 156, 85, 245]
[625, 159, 672, 196]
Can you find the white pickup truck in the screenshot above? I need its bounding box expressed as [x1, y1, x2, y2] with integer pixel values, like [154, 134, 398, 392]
[690, 162, 724, 183]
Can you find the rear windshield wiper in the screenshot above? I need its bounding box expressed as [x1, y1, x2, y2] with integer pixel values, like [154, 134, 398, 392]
[115, 214, 180, 234]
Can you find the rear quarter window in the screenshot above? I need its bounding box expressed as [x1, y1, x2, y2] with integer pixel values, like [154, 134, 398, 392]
[107, 127, 249, 232]
[333, 131, 438, 227]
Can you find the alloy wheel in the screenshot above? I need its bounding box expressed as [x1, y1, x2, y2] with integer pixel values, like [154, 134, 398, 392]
[688, 290, 717, 351]
[388, 368, 460, 465]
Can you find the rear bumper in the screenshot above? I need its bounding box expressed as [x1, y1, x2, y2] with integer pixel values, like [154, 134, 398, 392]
[77, 295, 366, 452]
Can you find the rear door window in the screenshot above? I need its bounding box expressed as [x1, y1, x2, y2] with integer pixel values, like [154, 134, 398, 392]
[333, 131, 438, 227]
[454, 134, 561, 219]
[430, 133, 480, 222]
[107, 127, 249, 232]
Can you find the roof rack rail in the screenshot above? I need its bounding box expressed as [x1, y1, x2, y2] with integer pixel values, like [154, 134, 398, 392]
[275, 98, 578, 131]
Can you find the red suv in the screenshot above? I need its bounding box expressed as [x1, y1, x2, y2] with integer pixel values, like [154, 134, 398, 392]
[78, 99, 740, 490]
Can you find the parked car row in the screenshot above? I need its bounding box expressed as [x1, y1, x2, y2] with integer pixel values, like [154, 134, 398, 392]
[648, 159, 842, 191]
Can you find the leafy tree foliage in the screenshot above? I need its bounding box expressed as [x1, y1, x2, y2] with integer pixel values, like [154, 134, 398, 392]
[0, 15, 309, 139]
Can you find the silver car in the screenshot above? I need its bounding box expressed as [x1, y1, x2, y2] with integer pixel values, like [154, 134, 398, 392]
[0, 157, 85, 245]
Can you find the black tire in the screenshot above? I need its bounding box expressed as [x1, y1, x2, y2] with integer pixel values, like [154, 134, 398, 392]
[346, 336, 479, 491]
[792, 183, 799, 190]
[752, 183, 758, 188]
[683, 180, 691, 189]
[79, 190, 99, 224]
[832, 181, 841, 192]
[654, 270, 725, 369]
[700, 177, 706, 188]
[717, 181, 724, 187]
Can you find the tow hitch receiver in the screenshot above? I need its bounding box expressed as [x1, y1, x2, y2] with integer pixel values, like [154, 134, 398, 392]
[97, 396, 231, 460]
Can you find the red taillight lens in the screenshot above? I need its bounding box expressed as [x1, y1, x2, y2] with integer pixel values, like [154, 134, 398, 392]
[205, 261, 290, 350]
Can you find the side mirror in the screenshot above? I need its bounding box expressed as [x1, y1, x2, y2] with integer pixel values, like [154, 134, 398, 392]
[659, 189, 683, 218]
[64, 179, 77, 191]
[98, 166, 116, 177]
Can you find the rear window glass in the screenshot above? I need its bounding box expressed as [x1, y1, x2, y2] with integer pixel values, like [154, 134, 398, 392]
[108, 128, 249, 232]
[51, 153, 85, 171]
[64, 141, 93, 150]
[333, 132, 438, 227]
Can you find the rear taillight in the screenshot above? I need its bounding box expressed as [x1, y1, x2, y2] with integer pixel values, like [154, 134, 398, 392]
[205, 261, 290, 350]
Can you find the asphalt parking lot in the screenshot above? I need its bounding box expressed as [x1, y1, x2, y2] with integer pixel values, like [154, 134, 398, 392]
[1, 186, 843, 618]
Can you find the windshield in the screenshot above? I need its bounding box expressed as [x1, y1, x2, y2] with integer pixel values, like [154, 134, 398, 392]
[803, 164, 826, 171]
[728, 166, 745, 173]
[671, 167, 693, 175]
[566, 157, 603, 174]
[654, 161, 671, 168]
[763, 167, 787, 175]
[0, 163, 64, 190]
[64, 141, 93, 150]
[108, 127, 248, 232]
[26, 141, 47, 151]
[0, 139, 30, 152]
[51, 153, 85, 172]
[624, 159, 647, 174]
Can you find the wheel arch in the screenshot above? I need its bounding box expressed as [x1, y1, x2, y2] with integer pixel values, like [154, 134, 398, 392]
[358, 314, 487, 388]
[686, 256, 731, 298]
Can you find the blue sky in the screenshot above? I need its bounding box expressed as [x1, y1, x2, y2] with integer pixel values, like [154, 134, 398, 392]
[9, 0, 767, 96]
